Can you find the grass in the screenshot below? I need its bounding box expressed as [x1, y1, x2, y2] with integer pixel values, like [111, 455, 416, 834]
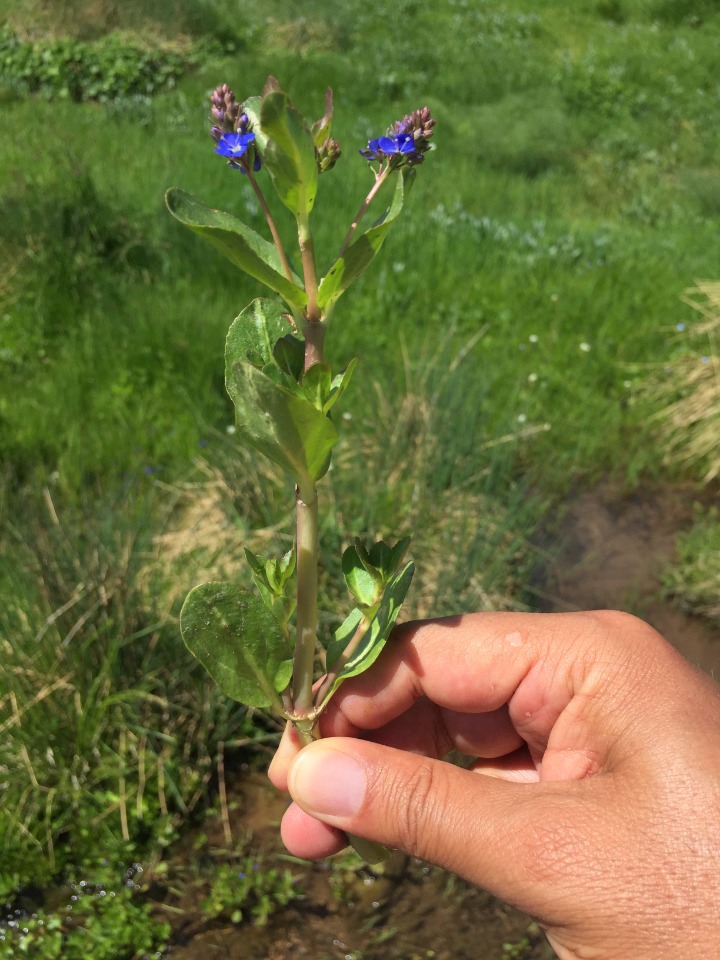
[662, 505, 720, 624]
[1, 0, 719, 953]
[643, 281, 720, 481]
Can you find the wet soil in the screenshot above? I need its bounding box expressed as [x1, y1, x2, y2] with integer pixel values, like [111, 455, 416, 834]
[535, 481, 719, 675]
[159, 771, 551, 960]
[155, 482, 717, 960]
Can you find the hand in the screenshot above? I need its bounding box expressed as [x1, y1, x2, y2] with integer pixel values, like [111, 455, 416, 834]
[269, 611, 720, 960]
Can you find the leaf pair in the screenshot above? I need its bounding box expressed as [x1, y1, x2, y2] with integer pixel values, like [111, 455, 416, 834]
[342, 536, 411, 612]
[179, 559, 414, 714]
[320, 560, 415, 708]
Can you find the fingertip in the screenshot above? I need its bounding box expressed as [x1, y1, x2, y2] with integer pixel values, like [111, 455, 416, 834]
[280, 801, 348, 860]
[268, 721, 301, 790]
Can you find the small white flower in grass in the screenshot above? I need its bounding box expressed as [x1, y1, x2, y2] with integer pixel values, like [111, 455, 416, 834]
[529, 334, 538, 343]
[226, 424, 236, 435]
[517, 413, 527, 424]
[623, 380, 632, 388]
[342, 411, 352, 420]
[579, 342, 591, 352]
[528, 372, 538, 383]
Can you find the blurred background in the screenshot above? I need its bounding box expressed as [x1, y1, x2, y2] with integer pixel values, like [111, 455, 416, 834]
[1, 1, 718, 957]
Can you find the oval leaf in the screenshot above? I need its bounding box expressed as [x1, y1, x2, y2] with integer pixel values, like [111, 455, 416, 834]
[166, 188, 307, 310]
[225, 298, 295, 374]
[180, 582, 290, 709]
[227, 359, 339, 484]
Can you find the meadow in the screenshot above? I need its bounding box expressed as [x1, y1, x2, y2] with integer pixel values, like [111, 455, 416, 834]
[1, 0, 718, 956]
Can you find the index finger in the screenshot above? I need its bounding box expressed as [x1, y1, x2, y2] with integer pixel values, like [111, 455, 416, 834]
[318, 609, 678, 768]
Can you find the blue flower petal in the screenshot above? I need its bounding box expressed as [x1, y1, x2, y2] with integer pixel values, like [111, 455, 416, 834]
[215, 131, 256, 158]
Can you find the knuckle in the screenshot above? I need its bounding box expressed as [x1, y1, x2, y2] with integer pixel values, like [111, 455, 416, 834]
[386, 761, 443, 860]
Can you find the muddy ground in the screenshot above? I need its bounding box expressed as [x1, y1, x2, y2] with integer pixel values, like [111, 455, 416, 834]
[154, 483, 718, 960]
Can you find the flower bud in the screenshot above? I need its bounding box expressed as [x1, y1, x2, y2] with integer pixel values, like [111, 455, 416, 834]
[317, 136, 342, 173]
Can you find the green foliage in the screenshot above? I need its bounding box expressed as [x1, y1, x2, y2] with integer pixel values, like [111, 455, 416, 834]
[318, 170, 414, 314]
[0, 489, 262, 892]
[0, 882, 170, 960]
[165, 190, 307, 310]
[200, 856, 299, 925]
[324, 561, 414, 695]
[0, 29, 190, 101]
[259, 89, 319, 218]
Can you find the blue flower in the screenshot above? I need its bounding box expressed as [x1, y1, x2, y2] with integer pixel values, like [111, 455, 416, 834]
[215, 131, 262, 172]
[360, 134, 415, 162]
[370, 134, 414, 156]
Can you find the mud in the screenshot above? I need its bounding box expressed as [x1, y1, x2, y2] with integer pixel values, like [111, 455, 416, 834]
[535, 482, 719, 675]
[159, 771, 551, 960]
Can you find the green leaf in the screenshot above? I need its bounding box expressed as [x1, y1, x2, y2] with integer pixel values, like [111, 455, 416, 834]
[325, 607, 363, 669]
[324, 561, 414, 689]
[301, 362, 332, 411]
[165, 188, 306, 309]
[260, 90, 318, 218]
[241, 96, 269, 152]
[324, 358, 358, 413]
[225, 299, 295, 375]
[342, 543, 383, 608]
[317, 169, 415, 313]
[227, 359, 339, 484]
[244, 546, 297, 627]
[180, 582, 290, 709]
[273, 334, 305, 382]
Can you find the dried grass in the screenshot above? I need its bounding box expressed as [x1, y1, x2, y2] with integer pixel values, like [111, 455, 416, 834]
[645, 280, 720, 482]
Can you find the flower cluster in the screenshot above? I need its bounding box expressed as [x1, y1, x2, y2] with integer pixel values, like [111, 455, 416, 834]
[361, 106, 436, 166]
[210, 84, 261, 172]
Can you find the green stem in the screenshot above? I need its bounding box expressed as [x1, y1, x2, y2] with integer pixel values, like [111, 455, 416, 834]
[314, 614, 371, 710]
[245, 163, 294, 282]
[292, 482, 319, 714]
[338, 166, 392, 257]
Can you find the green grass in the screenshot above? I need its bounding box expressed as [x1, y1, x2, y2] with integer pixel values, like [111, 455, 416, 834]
[1, 0, 719, 953]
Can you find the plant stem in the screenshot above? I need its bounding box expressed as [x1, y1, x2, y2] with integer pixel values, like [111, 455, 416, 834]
[298, 213, 320, 321]
[338, 166, 392, 257]
[315, 615, 371, 710]
[292, 482, 319, 715]
[245, 164, 294, 282]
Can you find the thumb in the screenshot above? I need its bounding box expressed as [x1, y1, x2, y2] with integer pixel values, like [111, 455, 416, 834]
[287, 737, 556, 895]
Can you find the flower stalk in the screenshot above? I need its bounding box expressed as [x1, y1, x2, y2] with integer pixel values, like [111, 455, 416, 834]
[172, 81, 432, 827]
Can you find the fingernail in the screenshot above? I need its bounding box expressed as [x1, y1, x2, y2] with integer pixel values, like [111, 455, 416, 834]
[289, 744, 366, 819]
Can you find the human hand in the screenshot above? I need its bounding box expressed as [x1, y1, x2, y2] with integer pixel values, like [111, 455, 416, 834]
[269, 611, 720, 960]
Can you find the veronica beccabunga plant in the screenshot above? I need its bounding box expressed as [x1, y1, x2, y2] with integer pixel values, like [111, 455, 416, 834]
[166, 77, 434, 855]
